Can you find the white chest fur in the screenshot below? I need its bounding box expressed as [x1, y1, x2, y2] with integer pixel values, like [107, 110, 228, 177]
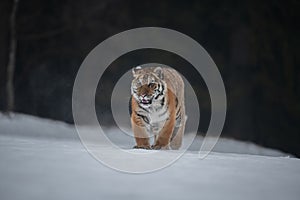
[144, 104, 169, 135]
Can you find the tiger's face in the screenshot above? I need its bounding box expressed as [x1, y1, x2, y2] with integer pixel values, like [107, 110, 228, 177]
[131, 67, 166, 107]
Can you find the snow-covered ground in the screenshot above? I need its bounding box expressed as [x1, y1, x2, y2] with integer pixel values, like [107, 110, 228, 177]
[0, 113, 299, 200]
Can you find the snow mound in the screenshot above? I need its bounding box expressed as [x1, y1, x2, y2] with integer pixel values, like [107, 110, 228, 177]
[0, 113, 290, 157]
[0, 113, 299, 200]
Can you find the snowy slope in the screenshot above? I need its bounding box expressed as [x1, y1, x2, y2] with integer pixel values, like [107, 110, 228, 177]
[0, 113, 289, 156]
[0, 113, 299, 200]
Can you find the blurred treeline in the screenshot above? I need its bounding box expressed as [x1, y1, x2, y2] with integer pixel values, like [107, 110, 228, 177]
[0, 0, 299, 156]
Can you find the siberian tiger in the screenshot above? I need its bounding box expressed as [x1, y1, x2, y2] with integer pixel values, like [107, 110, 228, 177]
[129, 66, 186, 150]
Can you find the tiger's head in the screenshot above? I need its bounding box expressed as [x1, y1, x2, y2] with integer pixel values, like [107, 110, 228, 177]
[131, 66, 166, 107]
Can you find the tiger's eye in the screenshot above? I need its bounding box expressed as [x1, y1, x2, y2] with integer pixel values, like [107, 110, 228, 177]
[148, 83, 155, 88]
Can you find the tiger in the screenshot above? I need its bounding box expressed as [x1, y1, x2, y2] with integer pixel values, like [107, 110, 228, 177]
[129, 66, 186, 150]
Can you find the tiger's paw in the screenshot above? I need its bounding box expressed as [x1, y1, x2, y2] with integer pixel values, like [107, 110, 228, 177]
[151, 144, 161, 150]
[151, 144, 170, 150]
[133, 145, 151, 150]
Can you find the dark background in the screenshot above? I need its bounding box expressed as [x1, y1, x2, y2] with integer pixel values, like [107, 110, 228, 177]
[0, 0, 299, 156]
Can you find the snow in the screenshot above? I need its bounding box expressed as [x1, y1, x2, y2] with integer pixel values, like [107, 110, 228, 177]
[0, 113, 299, 200]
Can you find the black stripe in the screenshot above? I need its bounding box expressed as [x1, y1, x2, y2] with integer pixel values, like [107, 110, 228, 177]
[155, 84, 165, 100]
[138, 104, 149, 113]
[129, 96, 132, 116]
[135, 112, 149, 124]
[161, 84, 165, 95]
[160, 97, 165, 107]
[154, 94, 160, 100]
[176, 106, 181, 118]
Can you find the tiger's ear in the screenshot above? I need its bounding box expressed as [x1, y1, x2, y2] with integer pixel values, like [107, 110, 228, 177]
[132, 66, 142, 77]
[154, 67, 164, 79]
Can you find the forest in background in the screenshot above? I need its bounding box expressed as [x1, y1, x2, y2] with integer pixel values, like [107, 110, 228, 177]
[0, 0, 299, 156]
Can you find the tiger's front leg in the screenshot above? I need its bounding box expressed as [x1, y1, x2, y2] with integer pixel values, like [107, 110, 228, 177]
[131, 118, 151, 149]
[151, 116, 176, 150]
[151, 91, 177, 150]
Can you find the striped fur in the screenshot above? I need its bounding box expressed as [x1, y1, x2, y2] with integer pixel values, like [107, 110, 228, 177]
[130, 66, 186, 150]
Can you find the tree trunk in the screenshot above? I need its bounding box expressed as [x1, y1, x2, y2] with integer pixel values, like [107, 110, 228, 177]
[6, 0, 19, 112]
